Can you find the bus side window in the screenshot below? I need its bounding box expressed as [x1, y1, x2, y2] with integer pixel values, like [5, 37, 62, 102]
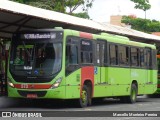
[140, 49, 145, 67]
[109, 44, 118, 65]
[96, 43, 100, 66]
[80, 39, 93, 64]
[119, 46, 129, 66]
[152, 49, 157, 70]
[131, 47, 139, 67]
[145, 48, 152, 69]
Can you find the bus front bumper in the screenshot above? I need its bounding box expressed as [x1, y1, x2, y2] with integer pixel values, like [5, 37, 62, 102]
[8, 86, 65, 99]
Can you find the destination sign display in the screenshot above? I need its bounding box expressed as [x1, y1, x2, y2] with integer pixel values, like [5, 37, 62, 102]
[22, 33, 56, 39]
[81, 40, 92, 51]
[82, 41, 90, 46]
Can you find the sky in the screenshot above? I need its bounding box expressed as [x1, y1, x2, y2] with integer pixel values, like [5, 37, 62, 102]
[85, 0, 160, 22]
[7, 0, 160, 22]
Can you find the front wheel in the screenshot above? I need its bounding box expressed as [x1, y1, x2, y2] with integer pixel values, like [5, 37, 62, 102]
[79, 85, 89, 108]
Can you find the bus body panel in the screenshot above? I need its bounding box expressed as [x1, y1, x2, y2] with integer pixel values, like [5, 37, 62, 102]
[65, 69, 81, 99]
[8, 86, 66, 99]
[144, 70, 157, 94]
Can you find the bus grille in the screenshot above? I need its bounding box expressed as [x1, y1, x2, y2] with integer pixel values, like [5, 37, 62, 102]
[18, 90, 47, 97]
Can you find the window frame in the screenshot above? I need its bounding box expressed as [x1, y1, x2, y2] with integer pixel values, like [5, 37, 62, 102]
[118, 45, 130, 67]
[145, 47, 153, 69]
[109, 43, 119, 66]
[139, 48, 146, 68]
[130, 47, 140, 67]
[65, 36, 80, 76]
[96, 39, 108, 67]
[80, 39, 94, 65]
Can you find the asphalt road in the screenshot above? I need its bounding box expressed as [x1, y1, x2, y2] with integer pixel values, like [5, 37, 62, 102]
[0, 95, 160, 120]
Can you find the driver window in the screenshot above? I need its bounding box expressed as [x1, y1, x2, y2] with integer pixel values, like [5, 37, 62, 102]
[66, 38, 79, 75]
[66, 39, 78, 66]
[66, 45, 78, 65]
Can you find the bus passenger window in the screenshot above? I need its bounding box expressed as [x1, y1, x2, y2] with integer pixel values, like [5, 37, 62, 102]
[101, 43, 106, 66]
[131, 48, 139, 66]
[140, 49, 145, 67]
[81, 39, 93, 64]
[119, 46, 129, 66]
[152, 49, 157, 69]
[110, 45, 118, 65]
[81, 52, 93, 63]
[146, 49, 152, 68]
[96, 43, 100, 65]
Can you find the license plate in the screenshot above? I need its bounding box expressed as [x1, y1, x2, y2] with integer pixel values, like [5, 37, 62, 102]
[27, 94, 37, 98]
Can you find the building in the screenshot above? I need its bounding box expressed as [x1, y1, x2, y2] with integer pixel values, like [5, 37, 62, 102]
[110, 15, 124, 26]
[110, 15, 131, 28]
[152, 32, 160, 36]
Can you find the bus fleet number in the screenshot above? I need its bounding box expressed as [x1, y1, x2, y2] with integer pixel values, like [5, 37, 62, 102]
[21, 84, 29, 89]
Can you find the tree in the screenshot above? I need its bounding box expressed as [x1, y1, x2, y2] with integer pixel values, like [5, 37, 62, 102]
[11, 0, 25, 3]
[11, 0, 63, 11]
[66, 0, 94, 14]
[73, 12, 90, 19]
[10, 0, 94, 19]
[130, 0, 151, 19]
[65, 0, 94, 19]
[122, 16, 160, 33]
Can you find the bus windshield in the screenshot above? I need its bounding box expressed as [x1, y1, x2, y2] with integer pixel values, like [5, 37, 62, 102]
[10, 41, 62, 77]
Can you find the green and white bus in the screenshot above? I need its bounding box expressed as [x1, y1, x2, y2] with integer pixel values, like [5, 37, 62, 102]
[7, 28, 157, 107]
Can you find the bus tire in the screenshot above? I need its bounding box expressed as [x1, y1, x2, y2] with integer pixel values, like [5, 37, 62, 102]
[88, 86, 92, 106]
[79, 85, 89, 108]
[126, 84, 137, 103]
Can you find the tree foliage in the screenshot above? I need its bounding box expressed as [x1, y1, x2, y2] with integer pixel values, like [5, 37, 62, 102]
[10, 0, 94, 19]
[130, 0, 151, 11]
[67, 0, 94, 14]
[73, 12, 90, 19]
[122, 16, 160, 33]
[130, 0, 151, 19]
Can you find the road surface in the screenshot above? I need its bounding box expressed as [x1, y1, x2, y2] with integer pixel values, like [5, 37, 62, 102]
[0, 95, 160, 119]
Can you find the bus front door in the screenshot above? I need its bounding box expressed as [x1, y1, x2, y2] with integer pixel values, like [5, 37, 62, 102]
[96, 40, 106, 84]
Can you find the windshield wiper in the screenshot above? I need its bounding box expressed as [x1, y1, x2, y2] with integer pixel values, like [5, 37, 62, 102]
[22, 41, 31, 57]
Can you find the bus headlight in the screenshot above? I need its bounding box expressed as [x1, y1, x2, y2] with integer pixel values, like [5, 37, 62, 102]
[8, 78, 14, 88]
[50, 77, 62, 89]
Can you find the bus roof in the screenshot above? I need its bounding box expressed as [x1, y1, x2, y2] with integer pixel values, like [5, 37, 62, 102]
[65, 29, 156, 49]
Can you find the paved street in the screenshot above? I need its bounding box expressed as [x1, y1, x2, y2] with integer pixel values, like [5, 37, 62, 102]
[1, 95, 160, 111]
[0, 95, 160, 119]
[0, 96, 160, 111]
